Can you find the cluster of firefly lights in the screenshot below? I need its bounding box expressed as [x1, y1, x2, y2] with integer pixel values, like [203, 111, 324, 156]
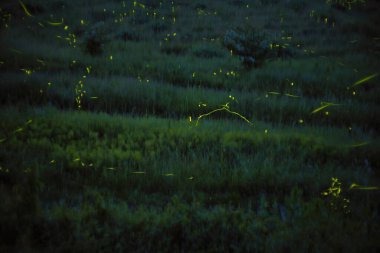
[321, 177, 380, 214]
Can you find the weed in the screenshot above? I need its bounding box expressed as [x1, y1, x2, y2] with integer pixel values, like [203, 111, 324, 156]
[224, 26, 271, 68]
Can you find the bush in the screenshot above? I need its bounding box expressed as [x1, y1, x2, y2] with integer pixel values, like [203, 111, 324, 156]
[82, 22, 109, 56]
[223, 26, 271, 68]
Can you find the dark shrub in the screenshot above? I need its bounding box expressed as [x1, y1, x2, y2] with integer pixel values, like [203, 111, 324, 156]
[83, 22, 108, 56]
[223, 26, 271, 68]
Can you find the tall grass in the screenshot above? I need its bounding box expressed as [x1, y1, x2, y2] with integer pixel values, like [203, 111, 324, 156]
[1, 0, 380, 251]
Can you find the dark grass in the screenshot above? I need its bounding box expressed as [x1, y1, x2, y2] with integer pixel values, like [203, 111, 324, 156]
[1, 0, 380, 252]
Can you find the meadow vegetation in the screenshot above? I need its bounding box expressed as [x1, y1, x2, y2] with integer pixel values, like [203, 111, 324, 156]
[0, 0, 379, 252]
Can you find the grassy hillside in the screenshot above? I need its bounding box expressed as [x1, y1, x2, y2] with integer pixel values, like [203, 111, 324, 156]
[0, 0, 379, 252]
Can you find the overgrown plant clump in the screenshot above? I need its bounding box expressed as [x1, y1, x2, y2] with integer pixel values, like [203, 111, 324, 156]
[223, 26, 271, 68]
[82, 21, 109, 56]
[223, 26, 296, 69]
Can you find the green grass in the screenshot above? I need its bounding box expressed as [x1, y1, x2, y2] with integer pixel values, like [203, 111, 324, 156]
[1, 0, 380, 252]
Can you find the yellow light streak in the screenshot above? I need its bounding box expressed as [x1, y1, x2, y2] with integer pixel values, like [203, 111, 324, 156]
[19, 0, 33, 17]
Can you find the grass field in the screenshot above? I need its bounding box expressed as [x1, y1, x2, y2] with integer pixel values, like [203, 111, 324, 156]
[0, 0, 380, 252]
